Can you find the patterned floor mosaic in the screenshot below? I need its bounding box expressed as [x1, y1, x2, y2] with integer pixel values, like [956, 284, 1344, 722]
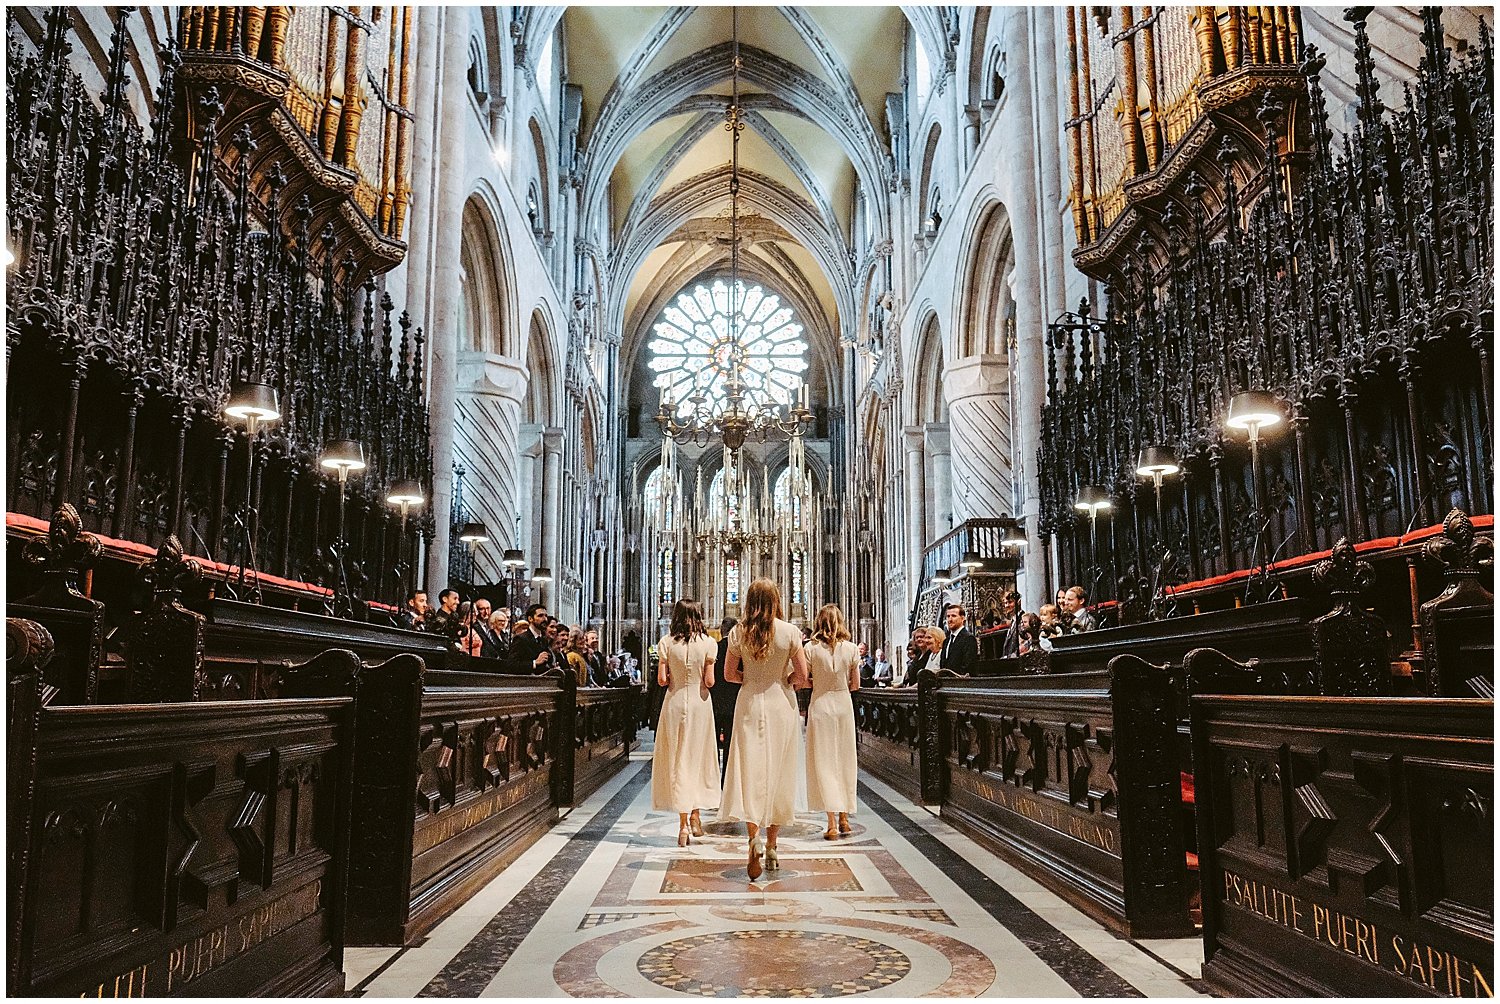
[349, 742, 1210, 998]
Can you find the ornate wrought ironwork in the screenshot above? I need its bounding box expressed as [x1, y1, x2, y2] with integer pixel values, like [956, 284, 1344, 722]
[1041, 9, 1493, 604]
[6, 8, 434, 612]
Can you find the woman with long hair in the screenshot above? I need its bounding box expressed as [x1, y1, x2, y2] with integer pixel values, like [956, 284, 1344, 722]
[805, 604, 860, 839]
[652, 599, 721, 845]
[566, 626, 590, 687]
[454, 601, 484, 657]
[718, 578, 810, 879]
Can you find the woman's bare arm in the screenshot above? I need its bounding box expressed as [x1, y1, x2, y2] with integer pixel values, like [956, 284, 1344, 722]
[847, 645, 860, 691]
[724, 649, 743, 684]
[788, 642, 811, 690]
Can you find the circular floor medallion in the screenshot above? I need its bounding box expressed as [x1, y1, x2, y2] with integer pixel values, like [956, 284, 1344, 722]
[636, 929, 910, 997]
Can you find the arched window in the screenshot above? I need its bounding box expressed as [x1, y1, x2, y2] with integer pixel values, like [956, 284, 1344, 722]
[774, 468, 807, 607]
[467, 35, 489, 103]
[649, 281, 808, 417]
[708, 467, 742, 605]
[643, 466, 675, 604]
[984, 47, 1005, 103]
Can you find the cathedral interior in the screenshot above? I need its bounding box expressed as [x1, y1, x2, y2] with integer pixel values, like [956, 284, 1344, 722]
[5, 5, 1495, 999]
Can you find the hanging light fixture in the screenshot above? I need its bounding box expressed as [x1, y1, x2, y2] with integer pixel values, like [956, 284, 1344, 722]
[655, 8, 812, 455]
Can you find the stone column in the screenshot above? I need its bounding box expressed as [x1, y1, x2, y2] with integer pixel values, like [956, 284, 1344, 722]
[540, 426, 565, 608]
[903, 425, 927, 604]
[925, 422, 952, 540]
[421, 8, 469, 590]
[945, 355, 1013, 522]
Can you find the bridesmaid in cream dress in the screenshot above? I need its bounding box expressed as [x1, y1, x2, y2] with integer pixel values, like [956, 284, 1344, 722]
[718, 578, 811, 879]
[805, 603, 860, 840]
[652, 599, 721, 846]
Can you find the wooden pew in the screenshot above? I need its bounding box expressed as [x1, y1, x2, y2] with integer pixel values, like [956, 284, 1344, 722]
[928, 657, 1197, 939]
[574, 686, 638, 805]
[10, 503, 105, 704]
[853, 687, 922, 805]
[1191, 690, 1494, 997]
[8, 629, 354, 997]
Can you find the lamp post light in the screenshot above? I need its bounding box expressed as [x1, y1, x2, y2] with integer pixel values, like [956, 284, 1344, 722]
[502, 547, 527, 615]
[222, 381, 281, 602]
[1134, 444, 1181, 532]
[319, 438, 367, 616]
[1226, 389, 1284, 600]
[1074, 484, 1113, 600]
[999, 523, 1027, 549]
[386, 479, 425, 603]
[960, 549, 984, 572]
[932, 567, 951, 586]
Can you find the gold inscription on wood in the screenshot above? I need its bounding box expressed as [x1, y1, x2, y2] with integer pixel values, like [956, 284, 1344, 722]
[78, 880, 323, 997]
[1222, 870, 1493, 997]
[412, 771, 549, 856]
[958, 774, 1117, 854]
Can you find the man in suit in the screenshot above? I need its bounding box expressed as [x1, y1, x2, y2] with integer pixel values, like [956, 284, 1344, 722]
[872, 648, 892, 685]
[997, 590, 1025, 658]
[940, 603, 979, 675]
[472, 598, 505, 660]
[426, 588, 460, 638]
[584, 628, 609, 687]
[507, 603, 556, 674]
[397, 589, 428, 630]
[711, 617, 740, 782]
[1063, 586, 1097, 633]
[857, 641, 876, 687]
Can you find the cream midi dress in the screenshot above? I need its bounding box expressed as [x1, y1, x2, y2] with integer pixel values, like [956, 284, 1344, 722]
[651, 634, 722, 813]
[717, 619, 804, 826]
[805, 639, 859, 813]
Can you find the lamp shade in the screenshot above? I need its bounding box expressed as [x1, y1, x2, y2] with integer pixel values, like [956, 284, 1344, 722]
[458, 521, 489, 544]
[502, 548, 525, 568]
[224, 381, 281, 425]
[386, 479, 425, 508]
[319, 438, 367, 474]
[1074, 484, 1112, 513]
[960, 549, 984, 570]
[1000, 524, 1027, 548]
[932, 567, 951, 585]
[1135, 444, 1181, 479]
[531, 565, 553, 583]
[1226, 389, 1282, 433]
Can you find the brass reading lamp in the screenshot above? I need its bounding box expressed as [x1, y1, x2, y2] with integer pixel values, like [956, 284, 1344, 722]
[1226, 389, 1284, 602]
[222, 380, 281, 603]
[1074, 483, 1113, 604]
[320, 438, 367, 617]
[386, 478, 426, 605]
[1136, 445, 1182, 618]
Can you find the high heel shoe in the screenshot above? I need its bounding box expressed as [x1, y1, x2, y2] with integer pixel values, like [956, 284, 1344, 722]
[765, 843, 779, 871]
[689, 810, 704, 837]
[678, 825, 691, 847]
[824, 821, 839, 840]
[747, 838, 764, 880]
[837, 813, 852, 835]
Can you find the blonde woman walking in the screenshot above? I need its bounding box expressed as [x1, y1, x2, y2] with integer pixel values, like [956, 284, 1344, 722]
[652, 599, 720, 846]
[719, 578, 810, 879]
[805, 604, 860, 839]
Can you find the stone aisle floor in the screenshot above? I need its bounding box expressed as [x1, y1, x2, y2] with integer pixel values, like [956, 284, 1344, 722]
[346, 735, 1208, 998]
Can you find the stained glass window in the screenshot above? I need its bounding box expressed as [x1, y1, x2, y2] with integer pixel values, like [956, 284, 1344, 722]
[774, 467, 808, 607]
[643, 466, 675, 531]
[648, 280, 809, 416]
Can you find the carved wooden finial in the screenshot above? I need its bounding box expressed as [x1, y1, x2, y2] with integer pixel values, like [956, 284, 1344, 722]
[1312, 537, 1375, 599]
[141, 534, 202, 596]
[1424, 508, 1493, 577]
[21, 504, 102, 577]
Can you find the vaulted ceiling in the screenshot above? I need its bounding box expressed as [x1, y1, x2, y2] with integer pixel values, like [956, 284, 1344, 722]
[552, 6, 911, 373]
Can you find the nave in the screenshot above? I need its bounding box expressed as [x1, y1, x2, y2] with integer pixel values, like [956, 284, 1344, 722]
[348, 744, 1206, 999]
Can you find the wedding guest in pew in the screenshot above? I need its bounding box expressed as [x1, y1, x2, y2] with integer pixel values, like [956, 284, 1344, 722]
[1038, 604, 1063, 642]
[806, 603, 859, 840]
[1062, 585, 1096, 632]
[905, 627, 937, 681]
[997, 590, 1025, 657]
[939, 604, 978, 674]
[1017, 612, 1048, 654]
[872, 647, 893, 686]
[652, 599, 720, 846]
[399, 588, 429, 630]
[566, 626, 591, 687]
[508, 603, 557, 673]
[427, 588, 460, 637]
[472, 598, 506, 659]
[585, 628, 609, 686]
[454, 601, 484, 656]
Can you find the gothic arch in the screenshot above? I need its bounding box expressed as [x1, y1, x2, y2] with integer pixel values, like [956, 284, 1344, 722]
[525, 308, 558, 425]
[528, 117, 551, 235]
[917, 123, 943, 230]
[911, 311, 947, 425]
[459, 193, 513, 356]
[957, 201, 1015, 358]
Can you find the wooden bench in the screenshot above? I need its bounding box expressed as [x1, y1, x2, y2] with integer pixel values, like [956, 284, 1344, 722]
[8, 619, 353, 997]
[1191, 692, 1494, 996]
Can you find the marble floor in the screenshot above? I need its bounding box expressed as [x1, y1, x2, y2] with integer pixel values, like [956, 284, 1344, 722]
[347, 739, 1208, 998]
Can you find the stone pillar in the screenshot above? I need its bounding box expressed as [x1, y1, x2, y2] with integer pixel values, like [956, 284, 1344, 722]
[925, 423, 952, 540]
[421, 8, 469, 591]
[540, 426, 565, 607]
[903, 425, 927, 603]
[945, 355, 1013, 521]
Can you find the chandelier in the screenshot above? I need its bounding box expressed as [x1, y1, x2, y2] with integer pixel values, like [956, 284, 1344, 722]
[654, 9, 812, 454]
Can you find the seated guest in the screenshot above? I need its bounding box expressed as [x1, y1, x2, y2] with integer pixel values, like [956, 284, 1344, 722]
[1017, 612, 1048, 653]
[585, 628, 609, 687]
[997, 590, 1024, 657]
[508, 604, 557, 673]
[453, 602, 484, 657]
[398, 588, 428, 630]
[472, 598, 505, 659]
[1038, 604, 1064, 640]
[872, 647, 893, 686]
[1063, 585, 1096, 633]
[426, 588, 460, 638]
[486, 606, 513, 660]
[939, 603, 978, 674]
[565, 627, 590, 687]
